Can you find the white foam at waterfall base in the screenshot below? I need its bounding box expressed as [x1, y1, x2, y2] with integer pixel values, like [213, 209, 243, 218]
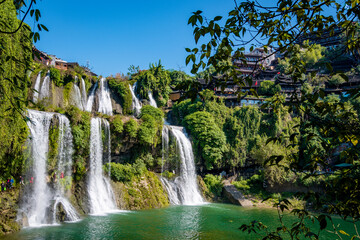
[129, 82, 142, 116]
[32, 72, 42, 103]
[161, 125, 205, 205]
[24, 110, 54, 227]
[148, 91, 158, 108]
[88, 118, 117, 215]
[85, 82, 98, 112]
[97, 78, 113, 115]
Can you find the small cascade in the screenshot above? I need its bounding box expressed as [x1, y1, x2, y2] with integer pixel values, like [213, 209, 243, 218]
[80, 78, 87, 109]
[88, 118, 117, 215]
[161, 125, 204, 205]
[85, 82, 98, 112]
[129, 82, 142, 116]
[39, 71, 50, 100]
[24, 110, 54, 226]
[148, 91, 158, 108]
[53, 197, 79, 223]
[161, 126, 169, 173]
[97, 78, 113, 115]
[160, 178, 181, 205]
[32, 72, 42, 103]
[57, 115, 74, 177]
[71, 81, 84, 110]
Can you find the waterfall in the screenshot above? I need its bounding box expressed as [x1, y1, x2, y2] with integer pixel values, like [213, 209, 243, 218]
[22, 110, 79, 227]
[53, 115, 79, 223]
[33, 72, 42, 103]
[71, 82, 84, 110]
[80, 78, 87, 109]
[97, 78, 113, 115]
[129, 82, 142, 116]
[39, 71, 50, 100]
[85, 82, 98, 112]
[57, 115, 74, 178]
[148, 91, 158, 108]
[161, 125, 169, 173]
[24, 110, 54, 226]
[88, 118, 117, 215]
[161, 125, 204, 205]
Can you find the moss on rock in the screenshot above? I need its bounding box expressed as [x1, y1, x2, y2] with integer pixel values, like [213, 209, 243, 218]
[111, 171, 169, 210]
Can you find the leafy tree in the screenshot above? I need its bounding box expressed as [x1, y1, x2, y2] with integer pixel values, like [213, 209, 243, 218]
[258, 80, 281, 97]
[138, 114, 158, 146]
[133, 61, 171, 107]
[124, 118, 139, 139]
[328, 74, 346, 87]
[139, 105, 164, 123]
[50, 67, 62, 87]
[184, 111, 227, 170]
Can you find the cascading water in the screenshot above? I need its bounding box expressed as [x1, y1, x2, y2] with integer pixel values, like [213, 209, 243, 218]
[71, 82, 84, 110]
[87, 118, 117, 215]
[23, 110, 54, 226]
[129, 82, 142, 116]
[39, 71, 50, 100]
[161, 124, 204, 205]
[85, 82, 98, 112]
[80, 78, 87, 109]
[148, 91, 158, 108]
[53, 115, 79, 223]
[32, 72, 42, 103]
[97, 78, 113, 115]
[21, 110, 79, 227]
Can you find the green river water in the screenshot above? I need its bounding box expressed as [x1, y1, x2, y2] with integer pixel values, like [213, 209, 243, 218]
[3, 203, 357, 240]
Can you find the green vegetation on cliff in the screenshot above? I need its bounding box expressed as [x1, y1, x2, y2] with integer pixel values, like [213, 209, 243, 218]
[111, 171, 169, 210]
[65, 106, 91, 181]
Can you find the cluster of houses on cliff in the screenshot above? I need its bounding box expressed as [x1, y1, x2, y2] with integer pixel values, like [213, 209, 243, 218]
[33, 47, 97, 77]
[184, 31, 360, 107]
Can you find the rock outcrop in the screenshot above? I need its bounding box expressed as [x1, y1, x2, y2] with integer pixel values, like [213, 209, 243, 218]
[223, 182, 253, 207]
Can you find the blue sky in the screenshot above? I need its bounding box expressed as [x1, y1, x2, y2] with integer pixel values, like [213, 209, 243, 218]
[29, 0, 236, 77]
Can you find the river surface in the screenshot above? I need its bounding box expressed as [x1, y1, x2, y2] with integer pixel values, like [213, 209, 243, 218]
[4, 203, 357, 240]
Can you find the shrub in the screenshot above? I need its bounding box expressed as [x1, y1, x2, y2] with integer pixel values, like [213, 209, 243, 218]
[140, 105, 164, 123]
[124, 119, 139, 138]
[138, 114, 157, 145]
[161, 170, 176, 179]
[111, 115, 123, 135]
[203, 174, 224, 197]
[107, 162, 135, 182]
[106, 161, 147, 182]
[50, 68, 63, 87]
[232, 180, 250, 192]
